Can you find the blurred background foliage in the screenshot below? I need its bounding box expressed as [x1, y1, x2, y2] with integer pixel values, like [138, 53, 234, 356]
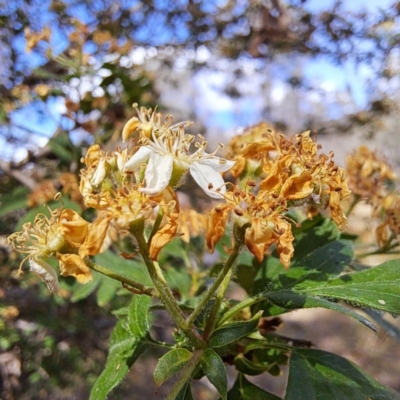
[1, 0, 400, 399]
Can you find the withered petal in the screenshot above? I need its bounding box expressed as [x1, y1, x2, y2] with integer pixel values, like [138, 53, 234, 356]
[57, 253, 92, 284]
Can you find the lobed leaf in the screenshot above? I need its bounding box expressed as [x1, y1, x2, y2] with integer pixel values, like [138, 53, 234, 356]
[291, 215, 340, 262]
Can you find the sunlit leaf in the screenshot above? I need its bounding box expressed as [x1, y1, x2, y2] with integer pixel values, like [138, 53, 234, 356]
[301, 259, 400, 315]
[89, 320, 143, 400]
[89, 295, 151, 399]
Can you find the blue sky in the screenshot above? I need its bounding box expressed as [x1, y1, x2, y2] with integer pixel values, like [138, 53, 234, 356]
[3, 0, 398, 160]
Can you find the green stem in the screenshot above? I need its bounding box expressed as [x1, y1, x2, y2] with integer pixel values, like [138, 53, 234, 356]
[166, 349, 203, 400]
[144, 339, 173, 350]
[357, 240, 399, 259]
[85, 259, 158, 297]
[186, 231, 244, 330]
[148, 207, 164, 244]
[132, 222, 205, 348]
[346, 195, 360, 216]
[135, 233, 184, 321]
[219, 291, 267, 325]
[203, 267, 233, 340]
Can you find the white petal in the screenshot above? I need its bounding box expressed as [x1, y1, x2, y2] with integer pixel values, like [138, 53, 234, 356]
[29, 258, 59, 294]
[123, 146, 152, 172]
[90, 158, 107, 186]
[115, 151, 125, 172]
[198, 156, 235, 172]
[189, 162, 226, 199]
[140, 152, 174, 195]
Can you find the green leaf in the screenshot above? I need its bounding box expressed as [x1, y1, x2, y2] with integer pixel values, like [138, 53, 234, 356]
[254, 240, 353, 297]
[234, 343, 288, 377]
[363, 309, 400, 343]
[227, 374, 281, 400]
[176, 381, 194, 400]
[96, 275, 120, 306]
[154, 348, 193, 386]
[234, 353, 272, 376]
[285, 348, 400, 400]
[264, 290, 376, 331]
[201, 348, 227, 400]
[165, 266, 192, 301]
[48, 134, 75, 163]
[291, 215, 339, 262]
[235, 264, 257, 294]
[128, 295, 151, 338]
[298, 260, 400, 315]
[70, 272, 101, 302]
[252, 240, 377, 329]
[89, 296, 151, 399]
[0, 186, 28, 217]
[209, 311, 262, 348]
[89, 320, 144, 400]
[94, 251, 152, 286]
[292, 239, 352, 275]
[158, 237, 188, 262]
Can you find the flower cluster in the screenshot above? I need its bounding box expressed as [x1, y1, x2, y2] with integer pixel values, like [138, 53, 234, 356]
[207, 124, 350, 267]
[27, 172, 82, 207]
[7, 202, 110, 292]
[8, 106, 353, 290]
[207, 186, 294, 268]
[345, 146, 399, 249]
[78, 105, 234, 258]
[123, 105, 235, 199]
[8, 105, 235, 291]
[346, 146, 396, 203]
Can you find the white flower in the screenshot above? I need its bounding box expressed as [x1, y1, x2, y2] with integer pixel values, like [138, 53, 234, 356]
[124, 127, 235, 199]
